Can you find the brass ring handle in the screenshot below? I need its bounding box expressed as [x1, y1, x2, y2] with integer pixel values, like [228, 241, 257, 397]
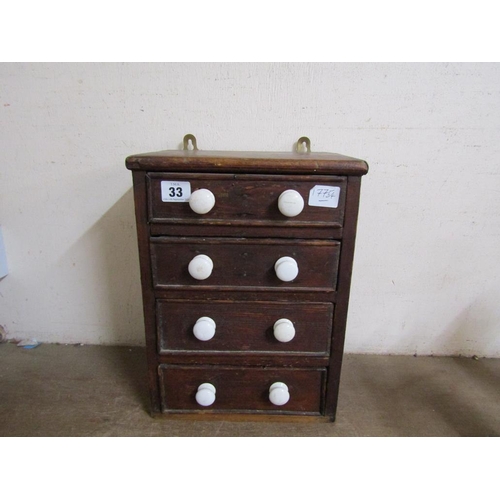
[296, 136, 311, 153]
[183, 134, 198, 151]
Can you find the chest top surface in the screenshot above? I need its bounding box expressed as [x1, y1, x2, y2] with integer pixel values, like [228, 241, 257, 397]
[125, 148, 368, 176]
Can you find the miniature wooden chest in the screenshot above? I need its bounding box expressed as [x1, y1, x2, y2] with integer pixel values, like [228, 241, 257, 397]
[126, 136, 368, 420]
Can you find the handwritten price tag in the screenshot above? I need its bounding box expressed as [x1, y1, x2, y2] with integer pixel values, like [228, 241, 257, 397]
[308, 185, 341, 208]
[161, 181, 191, 202]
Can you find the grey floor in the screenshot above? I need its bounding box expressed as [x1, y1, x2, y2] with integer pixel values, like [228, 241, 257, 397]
[1, 341, 499, 437]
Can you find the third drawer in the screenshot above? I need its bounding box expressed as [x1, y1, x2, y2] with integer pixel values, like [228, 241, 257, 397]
[157, 300, 333, 355]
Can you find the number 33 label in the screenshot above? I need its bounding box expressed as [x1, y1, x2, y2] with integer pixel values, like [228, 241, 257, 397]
[161, 181, 192, 202]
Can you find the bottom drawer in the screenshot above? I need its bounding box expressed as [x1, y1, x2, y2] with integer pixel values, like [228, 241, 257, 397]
[159, 365, 326, 415]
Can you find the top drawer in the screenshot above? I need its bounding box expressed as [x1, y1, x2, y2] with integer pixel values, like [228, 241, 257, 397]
[147, 173, 347, 238]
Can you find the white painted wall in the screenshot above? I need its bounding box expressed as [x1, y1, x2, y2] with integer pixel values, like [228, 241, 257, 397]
[0, 62, 499, 356]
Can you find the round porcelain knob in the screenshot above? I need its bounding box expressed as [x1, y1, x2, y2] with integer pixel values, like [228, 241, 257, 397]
[195, 383, 216, 406]
[188, 254, 213, 280]
[189, 188, 215, 214]
[274, 256, 299, 282]
[193, 317, 216, 341]
[273, 319, 295, 343]
[269, 382, 290, 406]
[278, 189, 304, 217]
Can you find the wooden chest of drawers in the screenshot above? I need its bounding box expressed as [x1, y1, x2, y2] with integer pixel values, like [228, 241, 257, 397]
[126, 136, 368, 420]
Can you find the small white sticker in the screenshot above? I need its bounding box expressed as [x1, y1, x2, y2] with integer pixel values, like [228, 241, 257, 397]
[161, 181, 191, 202]
[308, 185, 341, 208]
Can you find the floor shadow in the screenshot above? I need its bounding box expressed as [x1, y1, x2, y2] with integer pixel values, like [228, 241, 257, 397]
[59, 188, 151, 409]
[60, 188, 145, 346]
[102, 345, 150, 413]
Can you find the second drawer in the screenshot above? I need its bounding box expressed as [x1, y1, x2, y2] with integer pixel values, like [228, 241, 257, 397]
[150, 237, 340, 291]
[157, 300, 333, 355]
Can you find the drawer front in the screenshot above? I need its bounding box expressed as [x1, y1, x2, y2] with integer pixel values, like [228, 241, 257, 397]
[148, 173, 346, 228]
[157, 300, 333, 355]
[150, 237, 340, 291]
[159, 365, 326, 414]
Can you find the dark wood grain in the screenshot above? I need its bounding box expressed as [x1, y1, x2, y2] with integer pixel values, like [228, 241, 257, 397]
[156, 352, 330, 367]
[147, 173, 346, 232]
[325, 176, 362, 421]
[131, 171, 161, 414]
[151, 288, 338, 304]
[149, 222, 343, 240]
[156, 300, 333, 355]
[159, 364, 326, 415]
[150, 237, 340, 291]
[126, 149, 369, 176]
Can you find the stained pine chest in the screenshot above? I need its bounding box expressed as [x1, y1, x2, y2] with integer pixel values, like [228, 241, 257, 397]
[126, 136, 368, 420]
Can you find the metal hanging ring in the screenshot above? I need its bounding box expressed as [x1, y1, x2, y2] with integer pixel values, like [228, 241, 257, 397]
[296, 137, 311, 153]
[183, 134, 198, 151]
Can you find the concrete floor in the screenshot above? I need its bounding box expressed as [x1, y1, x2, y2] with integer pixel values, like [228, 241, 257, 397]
[0, 341, 499, 436]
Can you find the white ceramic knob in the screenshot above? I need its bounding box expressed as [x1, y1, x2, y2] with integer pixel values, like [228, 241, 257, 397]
[195, 383, 216, 406]
[273, 319, 296, 343]
[278, 189, 304, 217]
[189, 188, 215, 214]
[188, 254, 213, 280]
[274, 256, 299, 282]
[269, 382, 290, 406]
[193, 317, 216, 341]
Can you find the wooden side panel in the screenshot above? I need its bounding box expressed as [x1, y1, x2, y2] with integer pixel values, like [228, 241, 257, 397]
[325, 176, 363, 420]
[131, 171, 161, 414]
